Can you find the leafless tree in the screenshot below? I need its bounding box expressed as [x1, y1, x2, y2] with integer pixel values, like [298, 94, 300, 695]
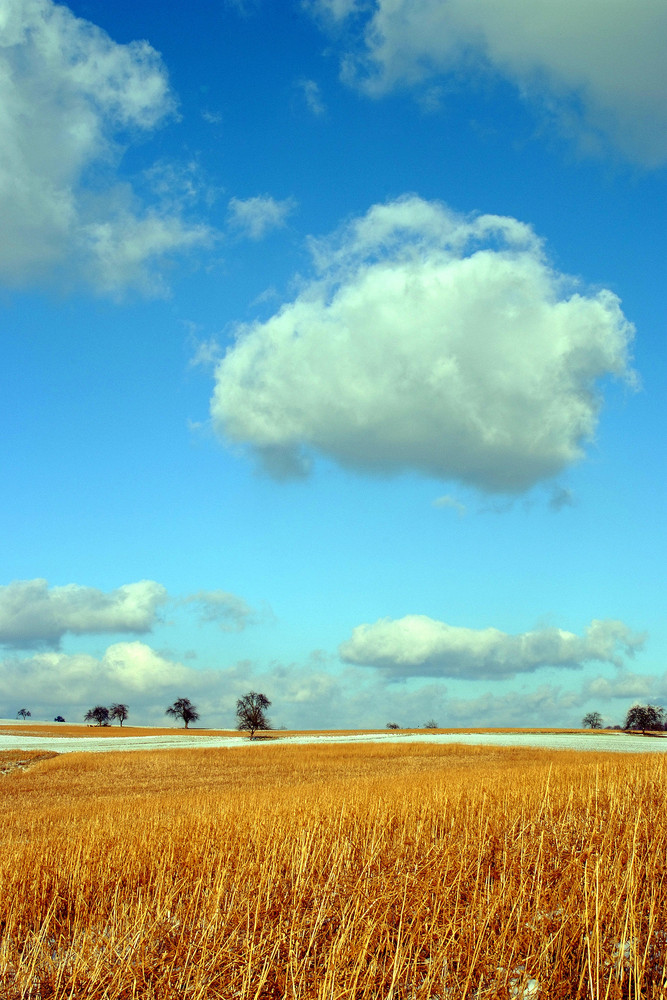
[236, 692, 271, 738]
[110, 703, 129, 727]
[624, 704, 664, 735]
[165, 697, 199, 729]
[84, 706, 110, 726]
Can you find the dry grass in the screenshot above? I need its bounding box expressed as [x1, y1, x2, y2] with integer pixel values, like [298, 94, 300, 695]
[1, 743, 665, 999]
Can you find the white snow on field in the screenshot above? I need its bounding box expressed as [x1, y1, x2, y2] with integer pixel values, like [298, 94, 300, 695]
[0, 730, 666, 755]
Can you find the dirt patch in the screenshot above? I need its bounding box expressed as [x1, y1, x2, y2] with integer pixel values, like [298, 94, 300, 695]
[0, 750, 59, 776]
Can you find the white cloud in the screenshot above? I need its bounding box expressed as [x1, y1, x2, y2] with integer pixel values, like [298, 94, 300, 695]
[339, 615, 646, 679]
[310, 0, 667, 166]
[0, 642, 195, 717]
[184, 590, 258, 632]
[0, 579, 167, 649]
[583, 671, 657, 701]
[189, 336, 223, 369]
[0, 0, 212, 294]
[227, 195, 296, 240]
[212, 196, 635, 493]
[298, 78, 326, 116]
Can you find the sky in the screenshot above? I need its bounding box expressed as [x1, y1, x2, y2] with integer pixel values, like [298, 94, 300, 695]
[1, 0, 665, 731]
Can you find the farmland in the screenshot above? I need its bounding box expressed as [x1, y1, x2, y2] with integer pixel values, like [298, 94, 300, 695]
[1, 742, 665, 998]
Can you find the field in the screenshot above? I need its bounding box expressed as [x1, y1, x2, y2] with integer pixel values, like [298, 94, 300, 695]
[1, 742, 665, 999]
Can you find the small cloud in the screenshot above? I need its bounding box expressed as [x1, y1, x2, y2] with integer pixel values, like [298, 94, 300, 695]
[227, 195, 297, 240]
[432, 494, 466, 516]
[223, 0, 260, 14]
[549, 485, 575, 511]
[189, 337, 223, 369]
[202, 109, 223, 125]
[183, 590, 259, 632]
[298, 79, 326, 116]
[417, 85, 444, 114]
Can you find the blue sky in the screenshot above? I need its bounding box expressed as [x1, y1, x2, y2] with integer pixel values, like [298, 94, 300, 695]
[1, 0, 665, 729]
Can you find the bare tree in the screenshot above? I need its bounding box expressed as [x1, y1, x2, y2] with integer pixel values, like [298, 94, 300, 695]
[17, 708, 31, 721]
[582, 711, 603, 729]
[236, 692, 271, 738]
[84, 706, 110, 726]
[386, 722, 400, 729]
[165, 697, 200, 729]
[110, 703, 129, 727]
[424, 719, 439, 730]
[624, 704, 664, 736]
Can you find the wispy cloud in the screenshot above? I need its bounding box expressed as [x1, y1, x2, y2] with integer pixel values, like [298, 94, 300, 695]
[227, 195, 296, 240]
[298, 78, 326, 116]
[432, 494, 467, 516]
[549, 486, 575, 511]
[188, 337, 223, 369]
[183, 590, 261, 632]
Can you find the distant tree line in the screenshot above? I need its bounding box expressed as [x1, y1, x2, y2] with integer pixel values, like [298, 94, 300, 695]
[84, 703, 129, 727]
[20, 696, 665, 736]
[583, 704, 666, 735]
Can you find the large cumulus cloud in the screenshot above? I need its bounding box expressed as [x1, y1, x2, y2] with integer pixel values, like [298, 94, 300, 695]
[212, 196, 635, 493]
[0, 0, 211, 294]
[339, 614, 645, 679]
[0, 579, 168, 649]
[309, 0, 667, 165]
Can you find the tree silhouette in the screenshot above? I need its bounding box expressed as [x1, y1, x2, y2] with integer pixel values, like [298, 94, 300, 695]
[165, 697, 199, 729]
[236, 692, 271, 738]
[84, 706, 110, 726]
[624, 704, 664, 735]
[17, 708, 31, 720]
[110, 703, 129, 727]
[582, 711, 603, 729]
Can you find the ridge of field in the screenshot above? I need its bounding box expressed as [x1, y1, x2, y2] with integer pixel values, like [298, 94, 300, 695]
[1, 742, 666, 998]
[0, 720, 634, 739]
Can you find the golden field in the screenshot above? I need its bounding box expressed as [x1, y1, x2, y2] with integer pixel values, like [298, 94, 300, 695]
[1, 742, 665, 999]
